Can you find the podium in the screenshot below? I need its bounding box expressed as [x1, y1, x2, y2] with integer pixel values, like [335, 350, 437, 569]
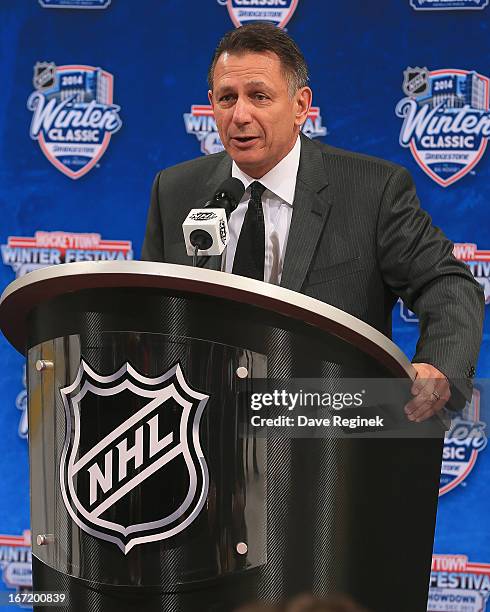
[0, 261, 445, 612]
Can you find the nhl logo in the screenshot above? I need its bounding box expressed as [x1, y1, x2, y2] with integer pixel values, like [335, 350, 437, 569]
[33, 62, 56, 91]
[224, 0, 299, 29]
[190, 211, 217, 221]
[402, 67, 429, 97]
[219, 218, 227, 244]
[59, 360, 210, 554]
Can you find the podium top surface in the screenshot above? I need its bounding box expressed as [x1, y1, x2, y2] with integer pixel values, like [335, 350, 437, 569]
[0, 261, 414, 378]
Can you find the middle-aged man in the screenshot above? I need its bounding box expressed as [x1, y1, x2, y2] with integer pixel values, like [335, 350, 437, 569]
[142, 24, 484, 422]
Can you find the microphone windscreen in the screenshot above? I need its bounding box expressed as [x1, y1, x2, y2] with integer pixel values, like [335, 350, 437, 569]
[215, 177, 245, 205]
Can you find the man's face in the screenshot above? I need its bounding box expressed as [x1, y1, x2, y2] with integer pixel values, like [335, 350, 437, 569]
[209, 51, 311, 178]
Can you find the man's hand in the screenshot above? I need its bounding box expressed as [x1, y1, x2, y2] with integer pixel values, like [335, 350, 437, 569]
[404, 363, 451, 422]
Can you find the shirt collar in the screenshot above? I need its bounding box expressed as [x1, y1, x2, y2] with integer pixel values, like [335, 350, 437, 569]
[231, 135, 301, 206]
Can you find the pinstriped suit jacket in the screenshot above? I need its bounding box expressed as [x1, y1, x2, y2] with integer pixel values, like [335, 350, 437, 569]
[142, 133, 484, 405]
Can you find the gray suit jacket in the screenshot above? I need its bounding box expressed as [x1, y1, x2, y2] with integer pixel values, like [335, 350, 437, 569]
[142, 134, 484, 404]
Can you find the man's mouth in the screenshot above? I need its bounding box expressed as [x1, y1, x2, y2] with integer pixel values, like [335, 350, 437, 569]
[231, 136, 259, 148]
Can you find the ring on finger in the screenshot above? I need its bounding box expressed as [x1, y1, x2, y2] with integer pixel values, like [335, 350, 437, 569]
[431, 391, 441, 402]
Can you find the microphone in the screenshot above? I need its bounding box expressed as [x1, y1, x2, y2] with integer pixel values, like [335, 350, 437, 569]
[182, 178, 245, 259]
[204, 177, 246, 218]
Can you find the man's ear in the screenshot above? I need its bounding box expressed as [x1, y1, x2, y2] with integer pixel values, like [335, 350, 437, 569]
[295, 86, 313, 127]
[208, 89, 214, 108]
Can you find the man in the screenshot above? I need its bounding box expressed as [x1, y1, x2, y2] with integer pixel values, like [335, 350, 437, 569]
[142, 24, 484, 422]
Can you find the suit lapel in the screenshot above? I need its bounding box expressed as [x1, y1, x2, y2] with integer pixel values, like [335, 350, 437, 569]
[280, 134, 332, 292]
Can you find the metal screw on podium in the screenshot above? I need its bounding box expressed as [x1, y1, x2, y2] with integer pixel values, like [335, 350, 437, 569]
[36, 360, 54, 372]
[236, 542, 248, 555]
[236, 366, 248, 379]
[36, 534, 54, 546]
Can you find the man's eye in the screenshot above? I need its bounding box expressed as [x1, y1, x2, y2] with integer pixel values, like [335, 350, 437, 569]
[255, 93, 268, 101]
[219, 94, 234, 103]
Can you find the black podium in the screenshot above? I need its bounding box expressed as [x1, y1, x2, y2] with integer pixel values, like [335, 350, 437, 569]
[0, 261, 445, 612]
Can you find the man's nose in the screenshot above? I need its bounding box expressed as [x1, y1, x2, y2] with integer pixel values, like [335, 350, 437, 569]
[232, 97, 253, 126]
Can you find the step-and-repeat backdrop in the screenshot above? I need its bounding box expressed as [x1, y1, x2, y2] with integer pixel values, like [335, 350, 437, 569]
[0, 1, 489, 609]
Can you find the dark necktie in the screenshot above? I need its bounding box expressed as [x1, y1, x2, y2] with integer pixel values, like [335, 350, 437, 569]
[232, 181, 266, 281]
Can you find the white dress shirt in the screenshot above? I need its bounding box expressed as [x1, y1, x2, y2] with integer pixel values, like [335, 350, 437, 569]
[223, 135, 301, 285]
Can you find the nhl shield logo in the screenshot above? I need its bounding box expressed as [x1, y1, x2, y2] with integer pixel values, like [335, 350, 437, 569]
[59, 360, 210, 554]
[33, 62, 56, 91]
[439, 389, 487, 496]
[402, 67, 429, 97]
[225, 0, 299, 29]
[27, 63, 122, 179]
[396, 68, 490, 187]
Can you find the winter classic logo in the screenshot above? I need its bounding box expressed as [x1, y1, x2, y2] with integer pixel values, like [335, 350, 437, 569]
[184, 104, 327, 155]
[218, 0, 299, 28]
[429, 555, 490, 611]
[60, 360, 210, 554]
[411, 0, 488, 10]
[440, 389, 487, 496]
[396, 68, 490, 186]
[28, 62, 122, 179]
[0, 532, 32, 595]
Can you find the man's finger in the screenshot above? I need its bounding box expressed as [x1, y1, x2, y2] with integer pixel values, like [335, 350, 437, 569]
[410, 395, 447, 422]
[405, 390, 435, 414]
[411, 372, 425, 396]
[405, 378, 437, 416]
[405, 380, 451, 421]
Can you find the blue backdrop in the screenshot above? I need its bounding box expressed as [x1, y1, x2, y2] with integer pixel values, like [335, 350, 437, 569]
[0, 1, 488, 609]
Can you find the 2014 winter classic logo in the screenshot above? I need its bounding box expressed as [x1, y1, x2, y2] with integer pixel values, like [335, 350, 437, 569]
[27, 62, 122, 179]
[217, 0, 299, 29]
[396, 67, 490, 186]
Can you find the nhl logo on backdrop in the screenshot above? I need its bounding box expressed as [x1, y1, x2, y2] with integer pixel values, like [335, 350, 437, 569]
[27, 62, 122, 179]
[33, 62, 56, 91]
[59, 361, 210, 554]
[219, 0, 299, 29]
[402, 67, 429, 97]
[396, 68, 490, 186]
